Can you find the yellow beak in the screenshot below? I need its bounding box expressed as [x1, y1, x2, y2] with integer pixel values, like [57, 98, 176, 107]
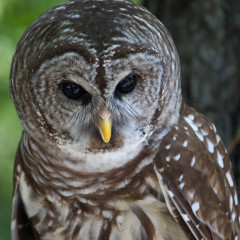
[98, 109, 112, 143]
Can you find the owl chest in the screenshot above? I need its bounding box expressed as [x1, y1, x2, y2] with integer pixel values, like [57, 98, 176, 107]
[20, 173, 188, 240]
[30, 197, 187, 240]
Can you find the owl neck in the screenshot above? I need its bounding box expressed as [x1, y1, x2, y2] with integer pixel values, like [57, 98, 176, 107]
[18, 131, 160, 201]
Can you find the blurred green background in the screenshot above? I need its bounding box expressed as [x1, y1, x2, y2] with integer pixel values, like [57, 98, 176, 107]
[0, 0, 142, 239]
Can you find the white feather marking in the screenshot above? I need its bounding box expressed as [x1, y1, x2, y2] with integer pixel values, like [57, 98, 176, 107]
[55, 6, 66, 10]
[17, 164, 21, 173]
[135, 158, 153, 175]
[184, 116, 198, 132]
[58, 203, 69, 219]
[165, 144, 170, 150]
[76, 184, 106, 195]
[183, 140, 188, 147]
[46, 194, 61, 203]
[116, 215, 123, 227]
[155, 168, 163, 180]
[179, 175, 183, 182]
[69, 14, 80, 18]
[59, 190, 74, 197]
[195, 131, 204, 142]
[102, 210, 113, 219]
[225, 147, 228, 154]
[165, 156, 170, 162]
[173, 154, 181, 161]
[234, 191, 238, 206]
[61, 28, 75, 33]
[196, 122, 202, 128]
[11, 219, 16, 230]
[48, 220, 53, 227]
[30, 141, 40, 152]
[206, 138, 215, 153]
[191, 202, 199, 216]
[179, 183, 185, 190]
[94, 208, 101, 215]
[232, 213, 236, 222]
[48, 210, 55, 218]
[188, 114, 194, 121]
[157, 128, 170, 141]
[212, 187, 218, 194]
[103, 221, 108, 230]
[200, 129, 208, 136]
[163, 43, 170, 56]
[171, 61, 175, 72]
[114, 178, 132, 190]
[226, 170, 234, 187]
[188, 192, 194, 199]
[216, 150, 224, 168]
[212, 124, 217, 133]
[230, 196, 233, 211]
[190, 156, 196, 167]
[167, 190, 174, 198]
[181, 213, 190, 222]
[216, 135, 221, 144]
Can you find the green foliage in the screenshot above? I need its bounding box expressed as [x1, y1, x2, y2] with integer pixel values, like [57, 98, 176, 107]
[0, 0, 142, 239]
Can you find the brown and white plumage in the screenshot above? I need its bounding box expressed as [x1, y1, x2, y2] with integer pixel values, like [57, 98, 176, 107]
[10, 0, 240, 239]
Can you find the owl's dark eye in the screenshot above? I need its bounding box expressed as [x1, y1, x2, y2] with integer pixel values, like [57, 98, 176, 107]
[59, 80, 87, 100]
[116, 74, 139, 94]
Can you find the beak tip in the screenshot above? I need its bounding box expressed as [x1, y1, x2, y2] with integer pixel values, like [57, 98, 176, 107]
[103, 138, 110, 144]
[98, 116, 112, 144]
[100, 131, 111, 143]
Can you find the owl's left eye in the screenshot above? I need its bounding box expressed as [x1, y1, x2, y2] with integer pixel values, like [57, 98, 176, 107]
[59, 80, 87, 100]
[116, 74, 139, 94]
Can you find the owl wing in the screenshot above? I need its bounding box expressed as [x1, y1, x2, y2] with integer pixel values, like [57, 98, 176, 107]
[154, 102, 240, 239]
[11, 140, 38, 240]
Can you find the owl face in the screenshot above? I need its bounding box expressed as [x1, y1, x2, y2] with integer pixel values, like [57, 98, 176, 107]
[10, 0, 181, 154]
[32, 48, 164, 151]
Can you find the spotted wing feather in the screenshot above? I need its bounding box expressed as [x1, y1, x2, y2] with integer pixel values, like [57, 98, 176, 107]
[154, 102, 240, 239]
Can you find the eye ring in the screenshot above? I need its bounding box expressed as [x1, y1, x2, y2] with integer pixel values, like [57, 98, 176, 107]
[116, 74, 139, 94]
[59, 80, 88, 100]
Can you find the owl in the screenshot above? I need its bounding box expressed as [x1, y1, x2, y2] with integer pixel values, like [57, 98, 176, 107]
[10, 0, 240, 239]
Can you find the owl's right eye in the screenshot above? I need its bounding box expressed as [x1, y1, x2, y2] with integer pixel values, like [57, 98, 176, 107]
[59, 80, 88, 100]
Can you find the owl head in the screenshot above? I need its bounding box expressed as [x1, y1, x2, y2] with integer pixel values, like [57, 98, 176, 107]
[10, 0, 181, 156]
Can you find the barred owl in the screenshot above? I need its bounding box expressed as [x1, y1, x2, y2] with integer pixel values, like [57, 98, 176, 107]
[10, 0, 240, 239]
